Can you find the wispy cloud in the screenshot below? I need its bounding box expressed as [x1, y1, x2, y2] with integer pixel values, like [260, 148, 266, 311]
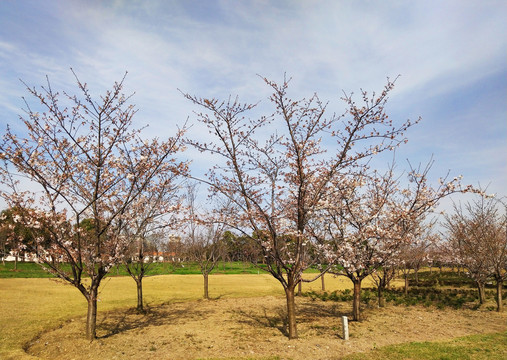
[0, 0, 505, 197]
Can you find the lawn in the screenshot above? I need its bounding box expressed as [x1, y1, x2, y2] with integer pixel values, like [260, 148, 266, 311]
[0, 272, 357, 359]
[0, 261, 271, 278]
[343, 332, 507, 360]
[0, 267, 505, 360]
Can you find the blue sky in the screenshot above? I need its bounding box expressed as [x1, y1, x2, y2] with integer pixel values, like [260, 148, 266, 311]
[1, 0, 506, 208]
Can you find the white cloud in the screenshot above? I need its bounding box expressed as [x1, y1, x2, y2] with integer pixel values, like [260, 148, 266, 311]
[0, 0, 505, 199]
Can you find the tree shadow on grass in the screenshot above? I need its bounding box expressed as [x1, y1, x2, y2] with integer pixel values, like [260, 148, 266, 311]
[297, 301, 351, 321]
[234, 305, 289, 337]
[233, 300, 351, 339]
[97, 302, 211, 339]
[298, 301, 353, 339]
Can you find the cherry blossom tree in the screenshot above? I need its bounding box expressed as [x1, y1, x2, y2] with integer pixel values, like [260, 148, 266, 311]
[488, 200, 507, 312]
[0, 71, 187, 339]
[397, 230, 437, 294]
[317, 161, 475, 321]
[183, 75, 415, 338]
[0, 214, 7, 265]
[371, 266, 397, 307]
[444, 195, 507, 311]
[124, 230, 163, 311]
[427, 239, 455, 275]
[0, 208, 29, 268]
[123, 169, 185, 312]
[444, 203, 488, 305]
[183, 183, 226, 300]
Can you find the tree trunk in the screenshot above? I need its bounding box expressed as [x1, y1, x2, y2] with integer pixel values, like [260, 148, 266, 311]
[476, 280, 486, 305]
[203, 273, 209, 299]
[136, 277, 144, 312]
[297, 281, 302, 296]
[86, 285, 99, 340]
[414, 269, 419, 285]
[14, 252, 18, 270]
[352, 279, 362, 321]
[495, 277, 503, 312]
[321, 273, 325, 291]
[404, 273, 409, 295]
[378, 285, 385, 308]
[285, 286, 298, 339]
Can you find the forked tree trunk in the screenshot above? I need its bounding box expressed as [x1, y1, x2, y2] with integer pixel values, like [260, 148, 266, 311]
[352, 279, 362, 321]
[203, 273, 209, 299]
[285, 285, 298, 339]
[476, 280, 486, 305]
[377, 270, 391, 307]
[495, 277, 503, 312]
[86, 285, 99, 340]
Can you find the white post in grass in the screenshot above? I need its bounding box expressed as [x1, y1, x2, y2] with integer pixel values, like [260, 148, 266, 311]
[342, 316, 349, 340]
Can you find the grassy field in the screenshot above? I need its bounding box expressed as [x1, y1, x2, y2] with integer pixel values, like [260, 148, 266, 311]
[0, 272, 360, 359]
[0, 267, 505, 359]
[0, 261, 274, 278]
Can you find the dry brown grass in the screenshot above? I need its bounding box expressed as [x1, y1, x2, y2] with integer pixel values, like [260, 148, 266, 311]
[26, 296, 507, 360]
[2, 273, 505, 360]
[0, 273, 356, 359]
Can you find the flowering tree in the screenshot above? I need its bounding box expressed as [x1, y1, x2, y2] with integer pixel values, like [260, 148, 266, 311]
[0, 208, 28, 268]
[317, 161, 474, 321]
[123, 168, 186, 312]
[427, 239, 455, 275]
[124, 230, 163, 311]
[371, 266, 397, 307]
[184, 76, 415, 338]
[183, 183, 226, 299]
[0, 72, 187, 339]
[397, 230, 437, 294]
[0, 207, 45, 267]
[444, 195, 507, 311]
[373, 229, 434, 305]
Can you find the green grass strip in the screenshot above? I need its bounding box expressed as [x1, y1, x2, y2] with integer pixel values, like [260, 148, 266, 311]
[344, 331, 507, 360]
[0, 261, 323, 278]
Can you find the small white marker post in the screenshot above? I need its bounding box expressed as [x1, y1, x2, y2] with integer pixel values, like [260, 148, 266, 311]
[342, 316, 349, 340]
